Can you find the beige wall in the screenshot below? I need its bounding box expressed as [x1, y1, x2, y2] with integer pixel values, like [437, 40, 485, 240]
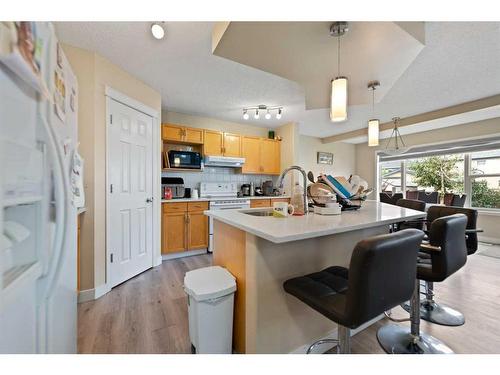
[275, 122, 300, 193]
[298, 135, 356, 179]
[162, 111, 269, 138]
[353, 117, 500, 242]
[64, 44, 162, 291]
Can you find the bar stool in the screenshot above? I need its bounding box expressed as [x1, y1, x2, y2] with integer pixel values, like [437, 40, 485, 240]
[283, 229, 424, 354]
[403, 206, 481, 326]
[377, 214, 467, 353]
[395, 198, 426, 231]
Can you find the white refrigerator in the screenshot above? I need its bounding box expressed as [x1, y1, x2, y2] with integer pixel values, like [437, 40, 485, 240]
[0, 22, 79, 353]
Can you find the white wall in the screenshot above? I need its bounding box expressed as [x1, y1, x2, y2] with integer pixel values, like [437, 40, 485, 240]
[298, 135, 356, 180]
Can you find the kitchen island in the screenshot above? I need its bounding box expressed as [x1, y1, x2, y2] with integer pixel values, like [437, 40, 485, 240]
[205, 200, 426, 354]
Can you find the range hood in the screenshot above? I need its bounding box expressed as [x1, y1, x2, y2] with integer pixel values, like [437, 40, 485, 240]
[204, 155, 245, 168]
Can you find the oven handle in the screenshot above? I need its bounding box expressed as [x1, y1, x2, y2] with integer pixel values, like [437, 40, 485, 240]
[211, 206, 250, 210]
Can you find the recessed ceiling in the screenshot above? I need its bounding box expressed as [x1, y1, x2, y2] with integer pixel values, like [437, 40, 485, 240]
[212, 22, 425, 109]
[54, 22, 500, 140]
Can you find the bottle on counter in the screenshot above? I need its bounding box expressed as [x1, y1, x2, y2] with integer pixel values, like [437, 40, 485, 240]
[290, 182, 305, 216]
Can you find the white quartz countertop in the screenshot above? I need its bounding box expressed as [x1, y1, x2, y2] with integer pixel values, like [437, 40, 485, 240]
[205, 200, 426, 243]
[161, 195, 290, 203]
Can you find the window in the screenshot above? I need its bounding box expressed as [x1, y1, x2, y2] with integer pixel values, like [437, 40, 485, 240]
[377, 147, 500, 211]
[469, 150, 500, 209]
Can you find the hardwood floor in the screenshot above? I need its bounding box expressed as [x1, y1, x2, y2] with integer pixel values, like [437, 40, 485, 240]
[78, 252, 500, 354]
[78, 254, 211, 354]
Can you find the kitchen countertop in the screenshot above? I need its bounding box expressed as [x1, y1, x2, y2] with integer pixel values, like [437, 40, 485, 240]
[205, 200, 426, 243]
[161, 195, 290, 203]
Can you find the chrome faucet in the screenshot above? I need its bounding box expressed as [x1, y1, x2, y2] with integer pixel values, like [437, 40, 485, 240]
[277, 165, 309, 214]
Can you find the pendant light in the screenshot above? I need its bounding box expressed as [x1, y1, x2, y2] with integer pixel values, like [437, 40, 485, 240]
[330, 22, 348, 122]
[367, 80, 380, 147]
[384, 117, 409, 155]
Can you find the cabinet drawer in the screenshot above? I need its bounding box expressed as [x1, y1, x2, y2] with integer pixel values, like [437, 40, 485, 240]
[163, 202, 187, 213]
[271, 198, 290, 204]
[188, 201, 209, 212]
[250, 199, 271, 208]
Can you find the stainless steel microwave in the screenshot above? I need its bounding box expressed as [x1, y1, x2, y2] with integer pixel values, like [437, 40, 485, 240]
[167, 150, 202, 169]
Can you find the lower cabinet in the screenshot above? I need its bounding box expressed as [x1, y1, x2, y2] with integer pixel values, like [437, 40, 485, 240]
[250, 198, 290, 208]
[162, 201, 209, 254]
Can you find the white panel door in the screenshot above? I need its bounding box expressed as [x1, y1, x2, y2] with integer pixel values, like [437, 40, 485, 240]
[108, 99, 153, 287]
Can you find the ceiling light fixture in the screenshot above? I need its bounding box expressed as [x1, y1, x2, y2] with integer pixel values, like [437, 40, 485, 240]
[367, 80, 380, 147]
[151, 22, 165, 40]
[241, 105, 283, 121]
[330, 21, 349, 123]
[384, 117, 409, 155]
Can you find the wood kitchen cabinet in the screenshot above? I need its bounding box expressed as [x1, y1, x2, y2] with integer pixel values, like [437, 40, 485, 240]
[162, 201, 209, 254]
[242, 137, 281, 175]
[203, 130, 242, 157]
[162, 123, 203, 144]
[250, 199, 271, 208]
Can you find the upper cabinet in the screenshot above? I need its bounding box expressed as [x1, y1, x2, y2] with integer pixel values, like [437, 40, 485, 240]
[203, 130, 242, 157]
[242, 136, 281, 175]
[162, 123, 203, 144]
[162, 123, 280, 175]
[204, 130, 224, 156]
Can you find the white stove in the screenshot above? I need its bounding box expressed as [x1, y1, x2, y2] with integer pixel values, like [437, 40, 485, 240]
[201, 183, 251, 252]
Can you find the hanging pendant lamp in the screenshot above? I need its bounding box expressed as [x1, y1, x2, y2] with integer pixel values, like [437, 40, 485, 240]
[330, 22, 348, 122]
[384, 117, 409, 155]
[367, 80, 380, 147]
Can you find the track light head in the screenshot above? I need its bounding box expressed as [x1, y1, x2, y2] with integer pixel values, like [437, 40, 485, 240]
[243, 110, 249, 120]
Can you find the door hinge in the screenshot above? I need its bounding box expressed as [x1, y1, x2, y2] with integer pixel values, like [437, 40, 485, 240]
[110, 184, 113, 193]
[110, 114, 113, 124]
[110, 253, 114, 263]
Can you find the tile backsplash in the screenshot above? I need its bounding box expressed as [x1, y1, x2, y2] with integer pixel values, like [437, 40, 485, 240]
[162, 167, 278, 190]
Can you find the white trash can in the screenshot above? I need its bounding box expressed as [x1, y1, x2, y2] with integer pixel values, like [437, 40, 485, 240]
[184, 266, 236, 354]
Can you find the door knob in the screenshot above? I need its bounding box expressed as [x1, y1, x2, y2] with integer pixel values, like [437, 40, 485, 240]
[146, 197, 154, 203]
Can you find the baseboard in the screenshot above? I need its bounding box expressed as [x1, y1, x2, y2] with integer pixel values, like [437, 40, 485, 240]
[479, 236, 500, 245]
[77, 283, 111, 303]
[162, 249, 208, 261]
[154, 255, 163, 267]
[289, 314, 384, 354]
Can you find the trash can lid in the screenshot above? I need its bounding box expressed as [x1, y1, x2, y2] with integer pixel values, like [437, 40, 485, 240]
[184, 266, 236, 301]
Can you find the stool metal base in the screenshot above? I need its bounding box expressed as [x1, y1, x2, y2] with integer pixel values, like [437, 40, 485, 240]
[402, 301, 465, 326]
[377, 324, 454, 354]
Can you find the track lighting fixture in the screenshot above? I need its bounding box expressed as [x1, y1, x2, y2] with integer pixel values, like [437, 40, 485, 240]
[151, 22, 165, 40]
[242, 105, 283, 121]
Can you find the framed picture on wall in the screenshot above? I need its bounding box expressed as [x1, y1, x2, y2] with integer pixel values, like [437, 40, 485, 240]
[317, 151, 333, 165]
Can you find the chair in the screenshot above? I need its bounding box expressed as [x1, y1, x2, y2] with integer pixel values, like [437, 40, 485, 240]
[378, 214, 467, 354]
[406, 190, 419, 200]
[283, 229, 424, 354]
[380, 192, 403, 206]
[395, 198, 427, 231]
[417, 191, 439, 204]
[452, 194, 467, 207]
[403, 206, 481, 326]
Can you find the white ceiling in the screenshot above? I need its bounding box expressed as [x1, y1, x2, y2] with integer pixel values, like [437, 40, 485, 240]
[55, 22, 500, 139]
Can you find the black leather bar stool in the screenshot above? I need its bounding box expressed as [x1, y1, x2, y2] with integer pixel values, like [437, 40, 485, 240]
[283, 229, 424, 354]
[403, 206, 481, 326]
[395, 198, 426, 231]
[377, 214, 467, 354]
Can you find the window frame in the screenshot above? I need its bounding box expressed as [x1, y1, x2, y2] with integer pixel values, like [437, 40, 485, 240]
[376, 149, 500, 213]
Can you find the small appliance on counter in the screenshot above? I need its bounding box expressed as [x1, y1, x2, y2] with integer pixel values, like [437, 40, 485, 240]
[262, 180, 274, 196]
[162, 177, 185, 199]
[167, 150, 202, 170]
[240, 184, 251, 196]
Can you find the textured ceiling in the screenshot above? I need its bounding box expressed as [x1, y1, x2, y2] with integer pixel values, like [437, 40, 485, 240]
[213, 22, 425, 109]
[55, 22, 500, 139]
